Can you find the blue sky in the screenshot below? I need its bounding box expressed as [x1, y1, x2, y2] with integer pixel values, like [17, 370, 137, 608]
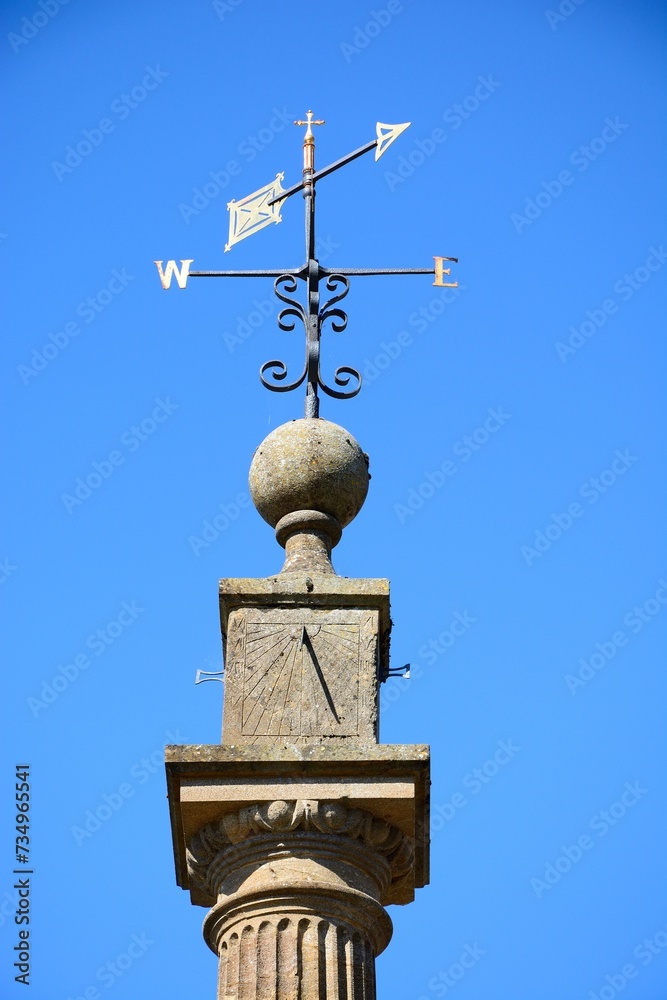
[2, 1, 666, 998]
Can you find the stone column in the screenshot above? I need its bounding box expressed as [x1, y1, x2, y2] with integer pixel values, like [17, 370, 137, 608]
[165, 417, 430, 1000]
[187, 800, 411, 1000]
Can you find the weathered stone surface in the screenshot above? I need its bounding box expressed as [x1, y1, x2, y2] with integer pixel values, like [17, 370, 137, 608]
[219, 577, 392, 732]
[219, 575, 390, 627]
[165, 740, 429, 768]
[210, 910, 380, 1000]
[164, 417, 430, 999]
[276, 510, 340, 574]
[164, 744, 430, 906]
[187, 801, 402, 998]
[222, 606, 379, 745]
[188, 799, 413, 901]
[249, 418, 369, 530]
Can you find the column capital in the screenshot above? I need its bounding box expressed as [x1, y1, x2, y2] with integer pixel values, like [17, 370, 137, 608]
[188, 798, 413, 905]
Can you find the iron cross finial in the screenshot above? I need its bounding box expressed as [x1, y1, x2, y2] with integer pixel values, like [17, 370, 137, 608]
[294, 110, 325, 142]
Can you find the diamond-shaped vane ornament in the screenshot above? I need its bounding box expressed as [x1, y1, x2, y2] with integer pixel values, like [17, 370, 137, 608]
[225, 172, 285, 251]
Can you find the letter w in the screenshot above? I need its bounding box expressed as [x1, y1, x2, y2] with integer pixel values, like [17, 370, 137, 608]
[154, 259, 193, 289]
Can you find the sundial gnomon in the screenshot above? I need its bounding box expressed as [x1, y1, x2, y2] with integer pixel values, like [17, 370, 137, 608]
[155, 111, 458, 417]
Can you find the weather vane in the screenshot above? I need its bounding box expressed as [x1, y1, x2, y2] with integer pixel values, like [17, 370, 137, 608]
[155, 111, 458, 417]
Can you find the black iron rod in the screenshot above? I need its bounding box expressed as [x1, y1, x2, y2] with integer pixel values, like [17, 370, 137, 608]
[189, 268, 303, 278]
[322, 267, 439, 276]
[267, 139, 378, 206]
[189, 266, 445, 279]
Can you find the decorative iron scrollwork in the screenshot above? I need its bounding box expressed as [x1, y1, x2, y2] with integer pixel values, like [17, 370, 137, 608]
[259, 275, 309, 393]
[319, 274, 349, 334]
[260, 272, 361, 402]
[318, 274, 360, 399]
[275, 274, 307, 332]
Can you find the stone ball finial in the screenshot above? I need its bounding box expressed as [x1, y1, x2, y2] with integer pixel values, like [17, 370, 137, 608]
[248, 418, 370, 573]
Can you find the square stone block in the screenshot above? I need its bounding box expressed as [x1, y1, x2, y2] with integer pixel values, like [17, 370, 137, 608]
[218, 575, 392, 745]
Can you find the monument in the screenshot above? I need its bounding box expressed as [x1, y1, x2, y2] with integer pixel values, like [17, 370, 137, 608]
[159, 112, 458, 999]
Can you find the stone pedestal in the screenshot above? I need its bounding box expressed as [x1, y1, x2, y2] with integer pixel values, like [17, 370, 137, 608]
[167, 554, 429, 996]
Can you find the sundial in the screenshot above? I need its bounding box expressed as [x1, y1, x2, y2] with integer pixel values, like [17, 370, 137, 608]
[222, 606, 379, 742]
[155, 110, 458, 417]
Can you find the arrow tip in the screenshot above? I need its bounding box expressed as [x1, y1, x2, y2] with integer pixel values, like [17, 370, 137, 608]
[375, 121, 411, 161]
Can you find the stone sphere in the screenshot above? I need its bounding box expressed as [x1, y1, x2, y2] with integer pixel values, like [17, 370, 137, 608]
[249, 418, 369, 529]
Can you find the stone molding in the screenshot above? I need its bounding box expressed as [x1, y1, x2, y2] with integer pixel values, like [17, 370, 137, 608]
[165, 743, 431, 904]
[275, 509, 342, 575]
[187, 799, 413, 897]
[203, 884, 393, 962]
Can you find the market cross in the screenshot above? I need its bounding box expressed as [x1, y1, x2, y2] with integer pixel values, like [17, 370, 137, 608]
[163, 108, 444, 1000]
[154, 111, 458, 417]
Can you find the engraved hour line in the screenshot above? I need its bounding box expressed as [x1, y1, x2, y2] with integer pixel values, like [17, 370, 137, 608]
[243, 651, 287, 703]
[316, 626, 358, 653]
[246, 626, 343, 733]
[244, 624, 297, 659]
[247, 653, 286, 734]
[244, 638, 293, 733]
[240, 619, 360, 735]
[251, 631, 301, 735]
[314, 632, 358, 664]
[270, 638, 301, 736]
[244, 628, 298, 668]
[313, 632, 358, 723]
[243, 630, 294, 698]
[242, 633, 295, 732]
[281, 639, 302, 733]
[305, 627, 358, 666]
[245, 622, 358, 676]
[301, 624, 358, 659]
[244, 641, 289, 668]
[244, 623, 353, 664]
[244, 629, 295, 671]
[279, 631, 320, 734]
[245, 620, 304, 635]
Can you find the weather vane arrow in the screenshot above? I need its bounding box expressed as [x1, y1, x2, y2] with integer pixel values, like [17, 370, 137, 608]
[154, 112, 458, 417]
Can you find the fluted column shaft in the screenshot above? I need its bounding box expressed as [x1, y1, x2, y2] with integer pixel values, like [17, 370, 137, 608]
[213, 912, 376, 1000]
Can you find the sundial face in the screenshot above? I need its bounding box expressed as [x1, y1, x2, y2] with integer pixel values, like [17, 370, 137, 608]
[222, 608, 379, 742]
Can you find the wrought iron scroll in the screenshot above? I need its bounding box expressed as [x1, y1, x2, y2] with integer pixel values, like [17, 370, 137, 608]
[259, 273, 361, 401]
[318, 275, 360, 400]
[259, 275, 308, 393]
